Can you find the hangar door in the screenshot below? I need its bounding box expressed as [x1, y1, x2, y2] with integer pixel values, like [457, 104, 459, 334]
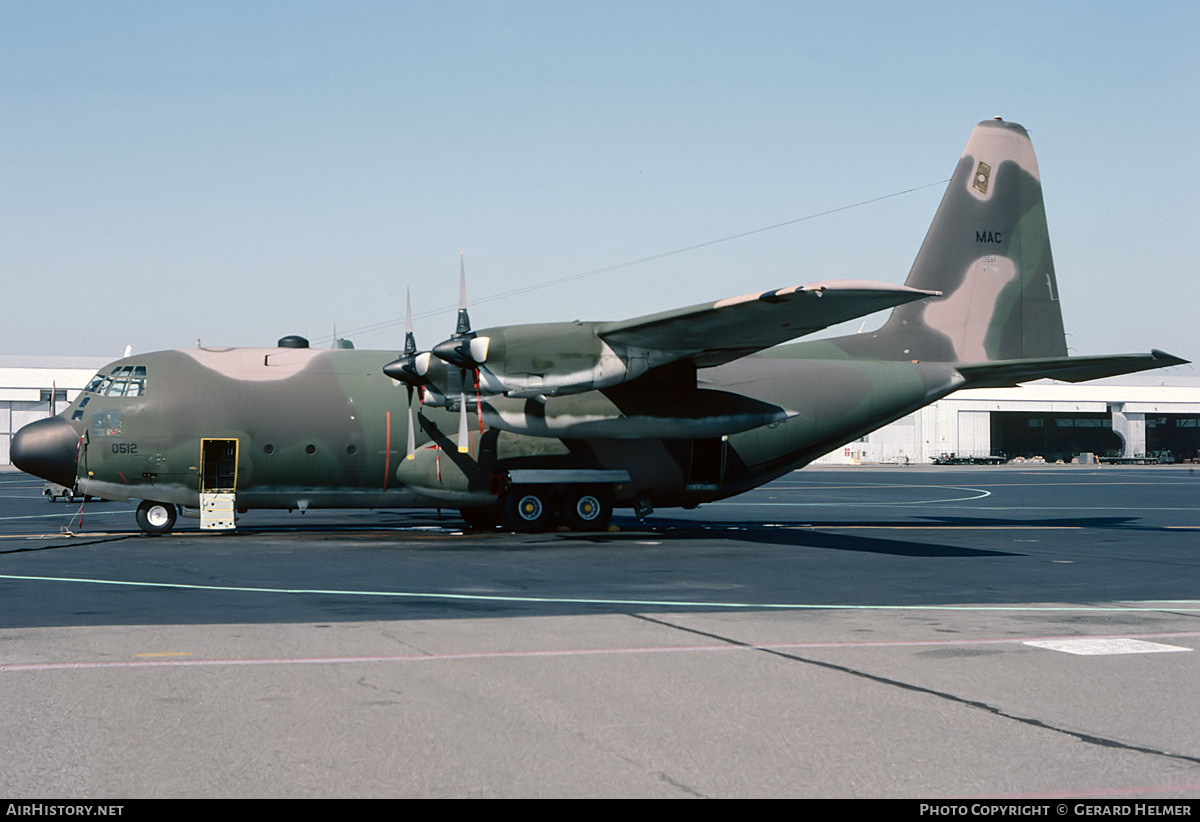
[1146, 416, 1200, 462]
[990, 413, 1120, 462]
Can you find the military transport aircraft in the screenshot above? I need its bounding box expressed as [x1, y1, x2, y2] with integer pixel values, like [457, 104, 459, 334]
[12, 119, 1187, 534]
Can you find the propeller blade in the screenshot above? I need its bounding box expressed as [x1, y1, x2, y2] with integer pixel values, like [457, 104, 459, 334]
[457, 392, 470, 453]
[404, 286, 417, 356]
[468, 336, 489, 363]
[415, 352, 432, 376]
[455, 252, 471, 336]
[406, 403, 416, 461]
[431, 254, 490, 369]
[382, 287, 432, 385]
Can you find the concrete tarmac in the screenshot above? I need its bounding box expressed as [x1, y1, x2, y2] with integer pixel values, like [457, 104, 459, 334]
[1, 465, 1198, 798]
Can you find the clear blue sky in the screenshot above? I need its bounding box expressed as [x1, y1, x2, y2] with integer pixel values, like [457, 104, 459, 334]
[3, 1, 1197, 367]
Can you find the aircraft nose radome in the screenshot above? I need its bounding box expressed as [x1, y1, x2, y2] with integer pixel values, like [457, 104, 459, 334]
[11, 416, 80, 487]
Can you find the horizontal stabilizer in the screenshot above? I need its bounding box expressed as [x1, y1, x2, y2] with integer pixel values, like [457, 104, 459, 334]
[956, 350, 1189, 389]
[599, 280, 938, 368]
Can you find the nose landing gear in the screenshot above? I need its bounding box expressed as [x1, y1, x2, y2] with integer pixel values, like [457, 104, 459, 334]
[135, 500, 177, 535]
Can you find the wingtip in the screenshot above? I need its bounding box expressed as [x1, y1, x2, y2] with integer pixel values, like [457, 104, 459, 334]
[1150, 349, 1191, 367]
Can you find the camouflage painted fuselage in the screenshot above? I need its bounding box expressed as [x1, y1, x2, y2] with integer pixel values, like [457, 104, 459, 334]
[15, 119, 1185, 529]
[66, 343, 963, 512]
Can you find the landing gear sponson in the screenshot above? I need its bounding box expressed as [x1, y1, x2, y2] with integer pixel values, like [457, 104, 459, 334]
[462, 469, 628, 533]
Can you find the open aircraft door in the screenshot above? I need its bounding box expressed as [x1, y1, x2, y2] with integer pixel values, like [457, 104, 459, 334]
[199, 438, 238, 530]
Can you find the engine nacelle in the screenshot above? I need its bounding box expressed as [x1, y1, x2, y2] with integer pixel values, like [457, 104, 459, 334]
[410, 321, 686, 401]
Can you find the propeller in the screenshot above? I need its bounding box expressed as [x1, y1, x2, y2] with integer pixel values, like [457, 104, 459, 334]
[382, 288, 427, 386]
[429, 254, 488, 454]
[383, 256, 491, 457]
[431, 254, 490, 369]
[381, 289, 423, 460]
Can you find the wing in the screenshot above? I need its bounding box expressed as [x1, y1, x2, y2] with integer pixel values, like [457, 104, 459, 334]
[598, 280, 939, 368]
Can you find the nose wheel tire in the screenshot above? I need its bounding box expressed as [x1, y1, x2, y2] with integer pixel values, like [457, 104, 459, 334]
[136, 500, 177, 535]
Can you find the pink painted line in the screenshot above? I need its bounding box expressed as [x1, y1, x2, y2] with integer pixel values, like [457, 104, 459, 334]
[4, 631, 1198, 673]
[957, 782, 1200, 799]
[2, 644, 729, 672]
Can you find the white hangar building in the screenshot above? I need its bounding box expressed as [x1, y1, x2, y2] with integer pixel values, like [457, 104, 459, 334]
[0, 355, 110, 466]
[2, 355, 1199, 469]
[813, 374, 1200, 466]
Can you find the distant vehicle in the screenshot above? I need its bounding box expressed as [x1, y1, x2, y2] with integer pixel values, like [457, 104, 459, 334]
[931, 453, 1007, 466]
[42, 482, 79, 502]
[41, 482, 95, 503]
[11, 119, 1187, 534]
[1102, 452, 1175, 465]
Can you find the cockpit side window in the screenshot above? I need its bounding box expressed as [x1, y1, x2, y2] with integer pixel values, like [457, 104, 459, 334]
[93, 410, 121, 437]
[70, 396, 91, 421]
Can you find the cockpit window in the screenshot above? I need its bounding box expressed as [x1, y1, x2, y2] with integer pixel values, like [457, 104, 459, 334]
[85, 365, 147, 397]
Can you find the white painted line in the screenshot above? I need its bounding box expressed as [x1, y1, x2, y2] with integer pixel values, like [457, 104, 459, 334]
[3, 573, 1200, 612]
[715, 486, 993, 506]
[1023, 638, 1192, 656]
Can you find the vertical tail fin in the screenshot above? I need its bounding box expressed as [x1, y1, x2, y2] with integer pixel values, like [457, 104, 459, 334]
[837, 118, 1067, 362]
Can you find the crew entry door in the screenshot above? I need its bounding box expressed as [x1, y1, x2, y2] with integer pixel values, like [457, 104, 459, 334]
[200, 438, 238, 530]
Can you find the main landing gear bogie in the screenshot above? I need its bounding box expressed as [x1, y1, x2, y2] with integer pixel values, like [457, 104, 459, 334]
[493, 485, 614, 533]
[135, 500, 177, 535]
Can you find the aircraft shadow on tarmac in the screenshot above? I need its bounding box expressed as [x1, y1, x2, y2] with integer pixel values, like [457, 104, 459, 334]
[560, 518, 1023, 558]
[555, 512, 1157, 558]
[2, 511, 1155, 561]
